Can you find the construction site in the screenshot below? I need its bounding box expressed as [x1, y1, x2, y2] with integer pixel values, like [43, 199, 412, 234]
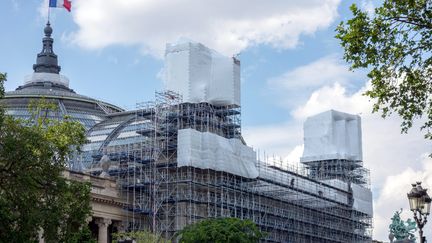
[83, 90, 372, 242]
[3, 25, 373, 242]
[81, 42, 373, 242]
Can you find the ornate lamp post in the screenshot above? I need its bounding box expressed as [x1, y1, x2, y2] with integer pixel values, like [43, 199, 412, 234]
[407, 182, 431, 243]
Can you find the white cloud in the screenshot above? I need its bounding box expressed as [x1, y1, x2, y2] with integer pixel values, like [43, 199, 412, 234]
[285, 144, 304, 163]
[245, 56, 366, 157]
[291, 82, 430, 186]
[268, 55, 361, 90]
[67, 0, 341, 57]
[373, 156, 432, 241]
[266, 54, 365, 109]
[291, 82, 368, 119]
[243, 81, 432, 241]
[243, 122, 303, 160]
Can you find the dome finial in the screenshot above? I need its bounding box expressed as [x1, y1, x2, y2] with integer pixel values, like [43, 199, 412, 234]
[33, 22, 61, 74]
[44, 21, 53, 37]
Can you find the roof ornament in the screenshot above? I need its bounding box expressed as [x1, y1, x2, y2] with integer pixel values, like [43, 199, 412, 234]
[388, 209, 417, 242]
[32, 21, 61, 74]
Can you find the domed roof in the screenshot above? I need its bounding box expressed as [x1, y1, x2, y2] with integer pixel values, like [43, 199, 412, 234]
[1, 22, 124, 130]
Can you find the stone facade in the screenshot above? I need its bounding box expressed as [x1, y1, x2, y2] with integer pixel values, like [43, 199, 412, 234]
[64, 170, 129, 243]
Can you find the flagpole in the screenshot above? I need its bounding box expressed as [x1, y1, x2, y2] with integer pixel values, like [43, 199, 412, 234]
[47, 1, 51, 23]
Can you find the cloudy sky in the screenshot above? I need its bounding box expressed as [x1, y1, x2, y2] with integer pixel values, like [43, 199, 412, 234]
[1, 0, 431, 241]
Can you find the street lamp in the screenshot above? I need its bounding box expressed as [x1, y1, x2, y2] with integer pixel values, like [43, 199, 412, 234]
[407, 182, 431, 243]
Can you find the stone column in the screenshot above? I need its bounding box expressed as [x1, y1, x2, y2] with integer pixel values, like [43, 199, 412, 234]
[95, 218, 112, 243]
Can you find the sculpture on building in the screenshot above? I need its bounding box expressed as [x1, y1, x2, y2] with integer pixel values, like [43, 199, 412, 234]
[389, 209, 416, 242]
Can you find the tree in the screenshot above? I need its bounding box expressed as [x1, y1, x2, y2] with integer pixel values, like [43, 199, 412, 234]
[0, 72, 94, 242]
[176, 218, 264, 243]
[336, 0, 432, 138]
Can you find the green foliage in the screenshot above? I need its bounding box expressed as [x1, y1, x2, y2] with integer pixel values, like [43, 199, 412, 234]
[336, 0, 432, 139]
[0, 73, 5, 97]
[0, 72, 93, 243]
[177, 217, 264, 243]
[0, 73, 5, 124]
[113, 230, 169, 243]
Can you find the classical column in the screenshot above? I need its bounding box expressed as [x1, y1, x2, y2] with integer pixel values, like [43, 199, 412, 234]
[95, 218, 112, 243]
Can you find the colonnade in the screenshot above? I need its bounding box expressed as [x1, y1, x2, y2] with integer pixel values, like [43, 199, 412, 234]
[94, 217, 126, 243]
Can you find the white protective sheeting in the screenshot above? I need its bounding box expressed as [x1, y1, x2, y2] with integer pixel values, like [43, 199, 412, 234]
[165, 41, 240, 106]
[321, 179, 349, 191]
[24, 72, 70, 87]
[300, 110, 362, 163]
[177, 128, 258, 178]
[259, 166, 349, 204]
[351, 183, 373, 216]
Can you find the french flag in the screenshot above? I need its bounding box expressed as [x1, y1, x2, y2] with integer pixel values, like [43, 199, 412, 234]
[49, 0, 71, 12]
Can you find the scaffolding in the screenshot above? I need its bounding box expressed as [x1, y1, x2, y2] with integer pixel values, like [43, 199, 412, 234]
[302, 159, 370, 187]
[103, 91, 372, 242]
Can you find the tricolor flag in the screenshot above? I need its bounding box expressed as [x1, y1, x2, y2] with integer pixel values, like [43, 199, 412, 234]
[49, 0, 72, 12]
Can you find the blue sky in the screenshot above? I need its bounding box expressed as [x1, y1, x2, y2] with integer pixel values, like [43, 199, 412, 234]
[1, 0, 362, 119]
[2, 0, 432, 241]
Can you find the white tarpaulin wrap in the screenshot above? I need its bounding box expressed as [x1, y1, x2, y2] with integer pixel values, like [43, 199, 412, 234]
[177, 129, 258, 178]
[301, 110, 362, 163]
[24, 72, 70, 87]
[165, 41, 240, 106]
[351, 183, 373, 216]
